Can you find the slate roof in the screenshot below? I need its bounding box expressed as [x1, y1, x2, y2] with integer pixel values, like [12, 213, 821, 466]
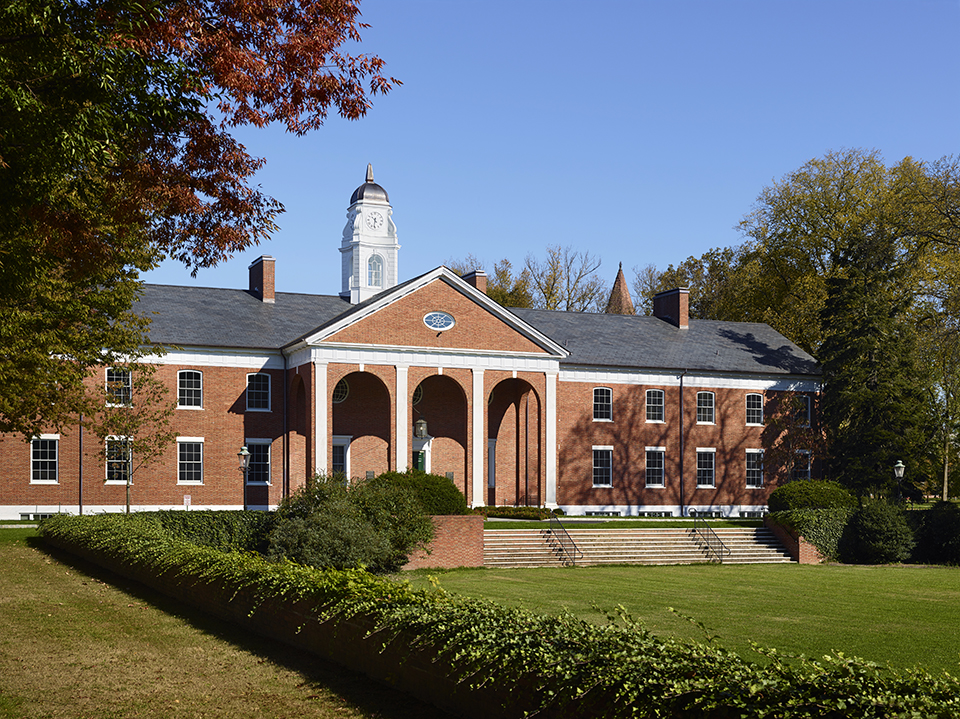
[137, 283, 819, 377]
[511, 308, 819, 377]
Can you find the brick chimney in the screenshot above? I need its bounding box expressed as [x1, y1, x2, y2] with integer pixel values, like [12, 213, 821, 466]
[249, 255, 276, 303]
[653, 287, 689, 328]
[462, 269, 488, 295]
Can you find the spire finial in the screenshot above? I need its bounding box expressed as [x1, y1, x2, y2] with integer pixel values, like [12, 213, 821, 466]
[366, 163, 374, 183]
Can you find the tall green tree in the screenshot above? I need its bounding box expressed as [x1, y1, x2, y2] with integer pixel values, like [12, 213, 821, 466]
[0, 0, 397, 437]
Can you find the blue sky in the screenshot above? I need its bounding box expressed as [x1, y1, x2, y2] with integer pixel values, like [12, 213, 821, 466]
[143, 0, 960, 298]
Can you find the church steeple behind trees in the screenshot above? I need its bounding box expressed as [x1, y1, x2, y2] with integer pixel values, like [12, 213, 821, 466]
[604, 263, 635, 315]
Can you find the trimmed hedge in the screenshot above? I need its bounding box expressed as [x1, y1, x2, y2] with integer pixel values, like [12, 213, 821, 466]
[912, 501, 960, 565]
[39, 513, 960, 719]
[476, 506, 557, 520]
[768, 480, 857, 512]
[839, 501, 914, 565]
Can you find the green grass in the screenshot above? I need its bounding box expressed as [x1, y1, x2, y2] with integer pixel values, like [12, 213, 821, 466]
[0, 529, 453, 719]
[404, 563, 960, 674]
[484, 518, 763, 530]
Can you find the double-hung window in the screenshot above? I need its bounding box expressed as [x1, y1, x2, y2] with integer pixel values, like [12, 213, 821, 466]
[795, 395, 811, 427]
[746, 393, 763, 426]
[592, 446, 613, 487]
[696, 448, 716, 488]
[746, 450, 764, 488]
[593, 387, 612, 421]
[245, 441, 271, 484]
[178, 370, 203, 408]
[645, 448, 665, 487]
[793, 451, 812, 481]
[332, 435, 352, 479]
[178, 438, 204, 483]
[246, 373, 270, 411]
[30, 435, 59, 483]
[106, 368, 132, 406]
[696, 392, 715, 424]
[106, 437, 131, 484]
[646, 389, 664, 422]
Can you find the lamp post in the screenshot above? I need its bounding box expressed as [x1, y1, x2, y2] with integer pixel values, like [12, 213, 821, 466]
[238, 446, 250, 511]
[893, 460, 905, 503]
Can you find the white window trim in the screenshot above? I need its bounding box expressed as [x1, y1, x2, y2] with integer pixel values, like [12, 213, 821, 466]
[177, 370, 204, 410]
[797, 395, 812, 428]
[746, 393, 764, 427]
[645, 389, 665, 424]
[746, 448, 764, 489]
[332, 434, 352, 479]
[245, 372, 271, 412]
[244, 438, 272, 485]
[696, 391, 715, 425]
[793, 449, 812, 480]
[593, 387, 613, 422]
[177, 437, 204, 485]
[696, 447, 716, 488]
[645, 446, 666, 488]
[104, 435, 131, 485]
[592, 445, 614, 488]
[30, 434, 60, 484]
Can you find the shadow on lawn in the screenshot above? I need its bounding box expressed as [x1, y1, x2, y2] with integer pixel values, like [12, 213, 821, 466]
[28, 536, 455, 719]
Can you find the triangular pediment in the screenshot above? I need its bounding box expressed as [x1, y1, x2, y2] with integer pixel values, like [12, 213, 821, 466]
[295, 267, 567, 357]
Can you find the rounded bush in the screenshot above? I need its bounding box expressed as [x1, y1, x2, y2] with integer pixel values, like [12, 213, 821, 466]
[912, 501, 960, 565]
[839, 500, 914, 564]
[369, 470, 469, 515]
[268, 474, 433, 573]
[768, 480, 856, 512]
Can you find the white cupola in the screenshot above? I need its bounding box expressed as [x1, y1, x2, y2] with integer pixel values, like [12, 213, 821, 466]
[340, 164, 400, 304]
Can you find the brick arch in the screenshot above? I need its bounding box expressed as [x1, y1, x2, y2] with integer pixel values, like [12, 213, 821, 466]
[332, 371, 391, 479]
[488, 378, 542, 506]
[411, 374, 468, 495]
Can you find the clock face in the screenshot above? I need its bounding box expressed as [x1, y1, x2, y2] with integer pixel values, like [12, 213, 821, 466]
[365, 211, 384, 230]
[423, 311, 455, 331]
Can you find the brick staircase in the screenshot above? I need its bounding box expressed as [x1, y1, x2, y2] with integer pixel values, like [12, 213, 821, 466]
[483, 526, 793, 568]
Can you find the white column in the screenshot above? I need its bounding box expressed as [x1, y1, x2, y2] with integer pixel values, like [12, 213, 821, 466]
[545, 370, 558, 508]
[396, 365, 409, 471]
[471, 368, 485, 507]
[314, 360, 328, 475]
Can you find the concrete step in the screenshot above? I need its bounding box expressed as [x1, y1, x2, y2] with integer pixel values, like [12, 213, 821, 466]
[483, 527, 794, 568]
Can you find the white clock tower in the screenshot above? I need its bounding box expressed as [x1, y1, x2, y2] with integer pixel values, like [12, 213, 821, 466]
[340, 164, 400, 304]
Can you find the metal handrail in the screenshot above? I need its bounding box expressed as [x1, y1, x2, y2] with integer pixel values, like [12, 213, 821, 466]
[548, 515, 584, 566]
[693, 515, 731, 563]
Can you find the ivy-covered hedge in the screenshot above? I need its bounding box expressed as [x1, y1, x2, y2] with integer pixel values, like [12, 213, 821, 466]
[762, 508, 854, 563]
[154, 509, 277, 553]
[39, 513, 960, 718]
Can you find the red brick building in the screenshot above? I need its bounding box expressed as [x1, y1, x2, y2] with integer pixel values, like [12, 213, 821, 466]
[1, 168, 820, 520]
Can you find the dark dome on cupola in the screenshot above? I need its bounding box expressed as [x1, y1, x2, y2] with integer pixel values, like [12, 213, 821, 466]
[350, 163, 389, 205]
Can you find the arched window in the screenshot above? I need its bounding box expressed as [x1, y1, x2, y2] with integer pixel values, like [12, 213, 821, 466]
[178, 370, 202, 408]
[368, 254, 383, 288]
[646, 389, 664, 422]
[746, 393, 763, 425]
[696, 392, 715, 424]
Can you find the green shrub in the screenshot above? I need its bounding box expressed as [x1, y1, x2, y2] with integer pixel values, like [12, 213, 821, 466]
[839, 500, 914, 564]
[912, 501, 960, 565]
[769, 507, 854, 561]
[768, 480, 856, 512]
[368, 470, 469, 515]
[268, 474, 433, 573]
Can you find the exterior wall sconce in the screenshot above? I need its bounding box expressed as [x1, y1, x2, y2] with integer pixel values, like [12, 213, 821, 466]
[238, 446, 250, 510]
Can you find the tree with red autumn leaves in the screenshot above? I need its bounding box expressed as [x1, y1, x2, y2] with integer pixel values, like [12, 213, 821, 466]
[0, 0, 397, 436]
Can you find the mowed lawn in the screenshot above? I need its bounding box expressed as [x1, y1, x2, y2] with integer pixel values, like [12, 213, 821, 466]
[404, 563, 960, 674]
[0, 529, 454, 719]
